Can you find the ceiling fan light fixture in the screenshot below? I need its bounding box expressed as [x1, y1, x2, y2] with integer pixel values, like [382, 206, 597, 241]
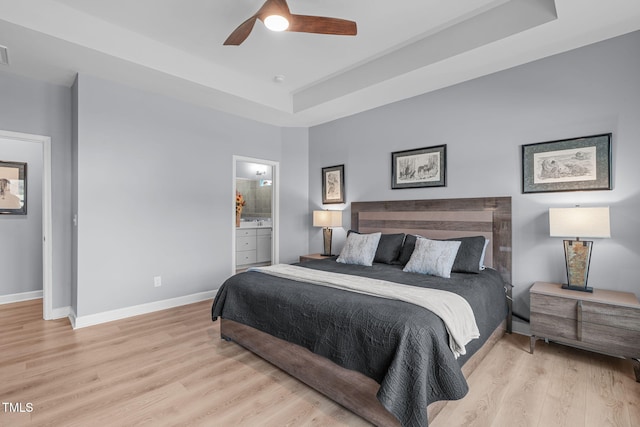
[264, 15, 289, 32]
[224, 0, 357, 45]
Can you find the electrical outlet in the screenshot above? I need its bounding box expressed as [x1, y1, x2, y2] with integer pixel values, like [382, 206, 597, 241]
[154, 276, 162, 287]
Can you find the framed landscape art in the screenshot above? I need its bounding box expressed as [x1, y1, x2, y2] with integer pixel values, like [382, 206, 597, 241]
[391, 145, 446, 189]
[0, 160, 27, 215]
[522, 133, 612, 193]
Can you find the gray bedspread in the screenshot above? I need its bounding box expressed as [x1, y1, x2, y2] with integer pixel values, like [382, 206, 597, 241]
[211, 259, 508, 427]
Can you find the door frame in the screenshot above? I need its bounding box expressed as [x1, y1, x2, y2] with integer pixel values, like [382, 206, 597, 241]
[232, 155, 279, 275]
[0, 130, 53, 319]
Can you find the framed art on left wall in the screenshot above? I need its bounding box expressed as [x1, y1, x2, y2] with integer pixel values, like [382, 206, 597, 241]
[0, 160, 27, 215]
[322, 164, 345, 204]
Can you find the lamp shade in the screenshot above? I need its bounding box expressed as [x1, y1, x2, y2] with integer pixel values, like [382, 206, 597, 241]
[313, 210, 342, 228]
[549, 207, 611, 238]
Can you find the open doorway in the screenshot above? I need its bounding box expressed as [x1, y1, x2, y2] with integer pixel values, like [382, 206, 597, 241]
[0, 130, 53, 319]
[232, 156, 279, 274]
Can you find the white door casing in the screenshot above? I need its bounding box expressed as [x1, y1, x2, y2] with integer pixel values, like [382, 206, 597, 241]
[0, 130, 53, 319]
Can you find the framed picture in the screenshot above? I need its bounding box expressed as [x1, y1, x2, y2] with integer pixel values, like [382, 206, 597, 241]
[391, 144, 446, 189]
[522, 133, 612, 194]
[0, 160, 27, 215]
[322, 164, 345, 204]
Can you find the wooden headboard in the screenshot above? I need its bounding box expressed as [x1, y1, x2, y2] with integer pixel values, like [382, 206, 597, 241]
[351, 197, 512, 287]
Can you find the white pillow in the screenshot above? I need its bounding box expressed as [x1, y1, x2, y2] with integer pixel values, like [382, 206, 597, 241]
[337, 232, 382, 266]
[403, 237, 461, 278]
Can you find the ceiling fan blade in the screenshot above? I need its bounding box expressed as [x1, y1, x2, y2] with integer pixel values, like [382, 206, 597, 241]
[224, 16, 258, 45]
[287, 15, 357, 36]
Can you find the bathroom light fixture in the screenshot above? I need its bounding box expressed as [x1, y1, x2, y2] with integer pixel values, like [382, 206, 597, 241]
[264, 15, 289, 31]
[549, 206, 610, 292]
[313, 210, 342, 256]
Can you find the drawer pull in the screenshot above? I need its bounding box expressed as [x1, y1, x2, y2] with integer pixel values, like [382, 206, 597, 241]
[577, 300, 583, 341]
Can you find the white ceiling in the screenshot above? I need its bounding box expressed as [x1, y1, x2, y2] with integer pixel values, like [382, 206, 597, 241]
[0, 0, 639, 127]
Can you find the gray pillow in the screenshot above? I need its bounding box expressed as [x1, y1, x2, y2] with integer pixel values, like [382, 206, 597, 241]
[446, 236, 487, 274]
[403, 237, 461, 278]
[337, 232, 382, 266]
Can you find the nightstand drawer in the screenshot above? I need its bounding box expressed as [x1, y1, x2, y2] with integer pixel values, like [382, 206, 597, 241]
[581, 301, 640, 330]
[531, 293, 577, 320]
[581, 322, 640, 357]
[530, 313, 577, 341]
[581, 301, 640, 357]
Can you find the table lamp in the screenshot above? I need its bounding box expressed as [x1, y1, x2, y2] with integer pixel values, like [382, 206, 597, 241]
[549, 206, 610, 292]
[313, 210, 342, 256]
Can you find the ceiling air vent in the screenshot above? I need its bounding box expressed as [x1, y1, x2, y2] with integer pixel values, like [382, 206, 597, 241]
[0, 45, 9, 65]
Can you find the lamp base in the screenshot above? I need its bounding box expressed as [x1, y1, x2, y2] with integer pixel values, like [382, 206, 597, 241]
[561, 284, 594, 293]
[563, 239, 593, 291]
[322, 228, 333, 257]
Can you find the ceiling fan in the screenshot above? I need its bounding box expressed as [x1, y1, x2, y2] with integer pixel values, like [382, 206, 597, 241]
[224, 0, 357, 46]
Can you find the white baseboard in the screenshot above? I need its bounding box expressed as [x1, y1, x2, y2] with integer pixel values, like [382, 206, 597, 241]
[50, 306, 71, 320]
[0, 290, 43, 305]
[70, 290, 217, 329]
[69, 307, 78, 329]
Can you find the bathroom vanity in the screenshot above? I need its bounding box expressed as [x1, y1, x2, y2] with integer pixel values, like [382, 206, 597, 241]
[236, 223, 272, 268]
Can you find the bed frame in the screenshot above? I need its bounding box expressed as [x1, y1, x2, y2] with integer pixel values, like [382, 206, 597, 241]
[221, 196, 512, 426]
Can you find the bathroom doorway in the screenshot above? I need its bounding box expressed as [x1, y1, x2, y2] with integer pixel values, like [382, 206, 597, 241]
[232, 156, 279, 274]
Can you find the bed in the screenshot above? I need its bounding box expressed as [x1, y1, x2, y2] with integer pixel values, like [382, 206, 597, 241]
[212, 197, 512, 426]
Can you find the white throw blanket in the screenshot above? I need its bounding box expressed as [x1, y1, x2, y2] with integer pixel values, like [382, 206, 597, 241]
[249, 264, 480, 358]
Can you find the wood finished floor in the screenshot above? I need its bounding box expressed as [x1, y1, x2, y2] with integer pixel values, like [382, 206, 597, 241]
[0, 299, 638, 427]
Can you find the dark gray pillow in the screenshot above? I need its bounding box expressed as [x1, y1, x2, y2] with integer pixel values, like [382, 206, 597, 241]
[374, 233, 405, 264]
[397, 234, 418, 265]
[446, 236, 487, 274]
[347, 231, 405, 264]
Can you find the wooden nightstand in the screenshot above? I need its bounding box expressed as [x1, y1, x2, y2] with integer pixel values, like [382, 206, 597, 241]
[299, 253, 333, 263]
[530, 281, 640, 381]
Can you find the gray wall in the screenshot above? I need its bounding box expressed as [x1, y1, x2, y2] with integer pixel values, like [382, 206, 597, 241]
[0, 73, 72, 309]
[0, 137, 42, 295]
[280, 127, 311, 261]
[74, 74, 309, 316]
[309, 31, 640, 317]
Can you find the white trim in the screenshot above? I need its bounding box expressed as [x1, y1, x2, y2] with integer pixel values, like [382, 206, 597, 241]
[70, 290, 217, 329]
[51, 305, 71, 320]
[232, 155, 280, 275]
[0, 130, 53, 320]
[68, 307, 77, 329]
[42, 136, 53, 319]
[0, 290, 42, 305]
